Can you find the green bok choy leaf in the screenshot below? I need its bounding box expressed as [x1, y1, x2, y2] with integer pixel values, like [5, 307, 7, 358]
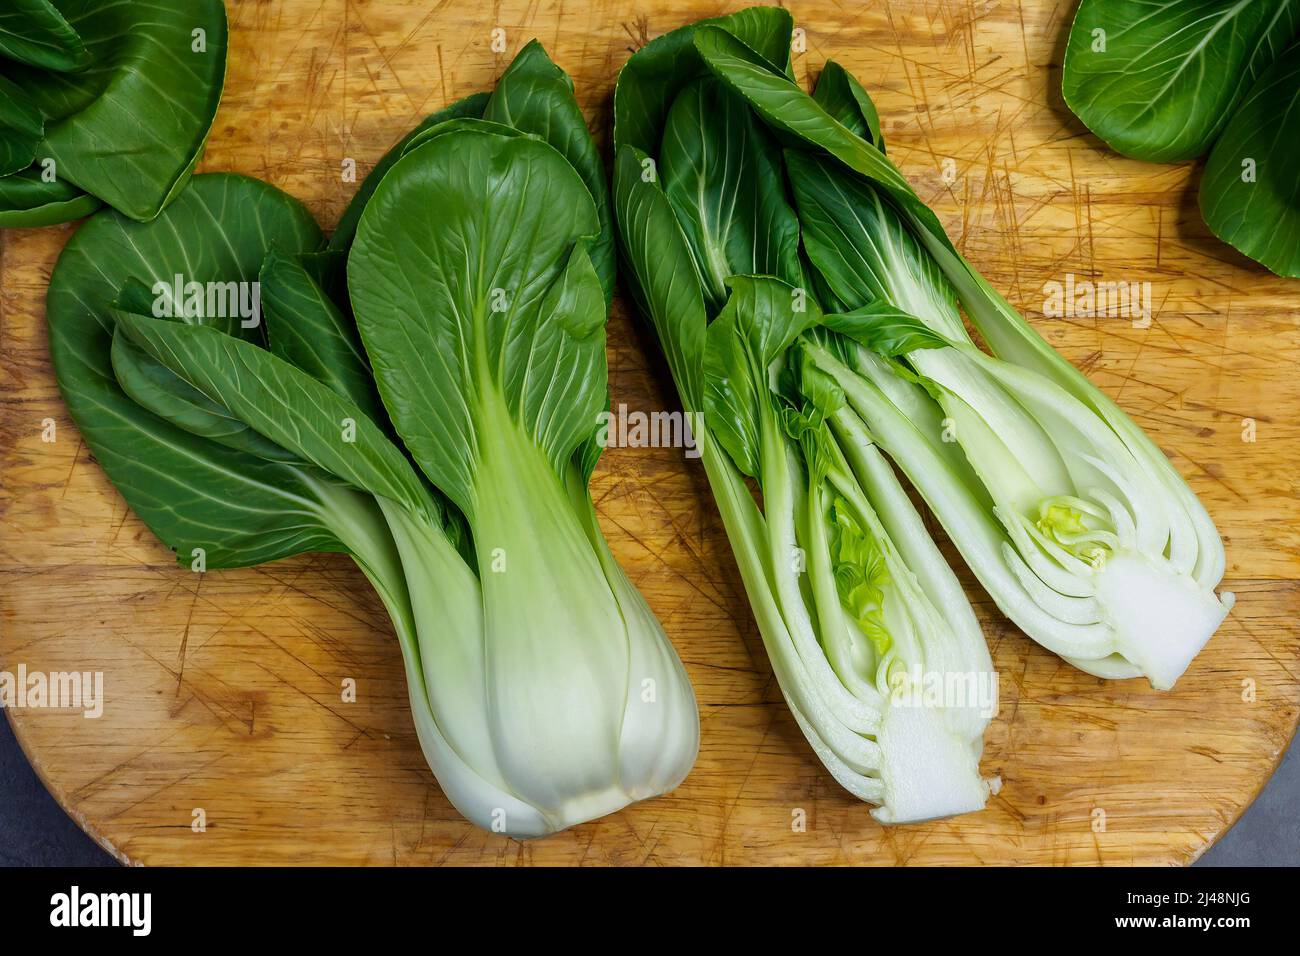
[0, 0, 228, 225]
[1199, 38, 1300, 278]
[1061, 0, 1300, 163]
[1058, 1, 1300, 276]
[0, 0, 90, 72]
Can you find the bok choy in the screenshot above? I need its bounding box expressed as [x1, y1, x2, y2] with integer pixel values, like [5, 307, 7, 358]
[614, 8, 997, 823]
[613, 6, 1234, 823]
[47, 42, 697, 839]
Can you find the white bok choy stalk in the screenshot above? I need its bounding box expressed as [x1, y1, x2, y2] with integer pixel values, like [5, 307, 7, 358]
[613, 7, 996, 822]
[685, 22, 1231, 689]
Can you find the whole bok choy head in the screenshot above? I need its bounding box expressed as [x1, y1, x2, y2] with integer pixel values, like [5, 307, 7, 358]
[47, 42, 698, 838]
[613, 7, 997, 823]
[683, 16, 1233, 690]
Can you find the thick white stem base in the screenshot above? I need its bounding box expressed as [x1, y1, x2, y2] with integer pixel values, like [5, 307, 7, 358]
[871, 701, 992, 824]
[1092, 552, 1233, 691]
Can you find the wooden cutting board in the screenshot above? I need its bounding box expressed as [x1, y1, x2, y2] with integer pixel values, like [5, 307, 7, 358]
[2, 0, 1297, 866]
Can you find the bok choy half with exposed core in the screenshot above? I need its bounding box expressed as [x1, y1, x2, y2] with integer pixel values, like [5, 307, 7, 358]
[614, 7, 997, 823]
[683, 15, 1233, 690]
[47, 41, 697, 839]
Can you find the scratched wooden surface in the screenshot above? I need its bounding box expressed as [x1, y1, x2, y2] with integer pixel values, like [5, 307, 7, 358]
[2, 0, 1297, 866]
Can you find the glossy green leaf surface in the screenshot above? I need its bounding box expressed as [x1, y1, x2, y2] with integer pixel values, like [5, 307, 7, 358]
[786, 149, 968, 341]
[822, 302, 952, 357]
[613, 5, 794, 156]
[110, 307, 297, 465]
[1200, 39, 1300, 277]
[260, 247, 388, 423]
[400, 117, 527, 157]
[0, 75, 44, 176]
[47, 174, 332, 568]
[482, 40, 616, 305]
[692, 26, 926, 222]
[114, 312, 438, 522]
[813, 61, 884, 150]
[704, 275, 821, 476]
[348, 129, 606, 520]
[0, 0, 89, 72]
[0, 166, 100, 227]
[660, 76, 802, 314]
[612, 144, 709, 407]
[329, 92, 489, 254]
[5, 0, 228, 220]
[1062, 0, 1300, 162]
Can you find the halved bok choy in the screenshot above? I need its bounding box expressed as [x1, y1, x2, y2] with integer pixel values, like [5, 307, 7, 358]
[614, 7, 997, 822]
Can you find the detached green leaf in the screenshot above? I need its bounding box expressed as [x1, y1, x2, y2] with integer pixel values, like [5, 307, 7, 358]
[1200, 39, 1300, 277]
[1062, 0, 1300, 162]
[6, 0, 229, 221]
[0, 0, 89, 72]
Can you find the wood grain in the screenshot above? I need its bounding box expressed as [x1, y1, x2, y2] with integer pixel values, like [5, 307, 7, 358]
[2, 0, 1297, 866]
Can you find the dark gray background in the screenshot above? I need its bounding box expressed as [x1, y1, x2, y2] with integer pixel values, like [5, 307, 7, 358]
[1, 712, 1294, 866]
